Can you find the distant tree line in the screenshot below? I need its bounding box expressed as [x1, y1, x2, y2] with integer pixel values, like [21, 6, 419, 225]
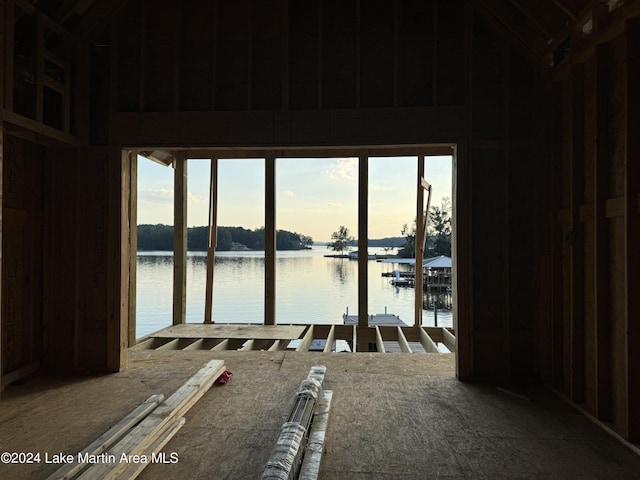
[137, 224, 313, 251]
[397, 197, 452, 258]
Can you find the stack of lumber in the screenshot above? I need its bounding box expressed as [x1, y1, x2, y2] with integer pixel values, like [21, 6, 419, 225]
[47, 359, 226, 480]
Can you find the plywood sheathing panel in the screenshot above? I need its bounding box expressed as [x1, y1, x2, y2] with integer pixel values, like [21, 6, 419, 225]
[215, 0, 249, 111]
[178, 0, 215, 112]
[110, 0, 475, 117]
[507, 49, 541, 376]
[359, 0, 395, 108]
[115, 0, 142, 112]
[251, 0, 283, 111]
[77, 149, 110, 368]
[141, 0, 177, 112]
[42, 148, 78, 369]
[471, 149, 507, 376]
[288, 0, 320, 110]
[2, 135, 44, 379]
[151, 324, 307, 340]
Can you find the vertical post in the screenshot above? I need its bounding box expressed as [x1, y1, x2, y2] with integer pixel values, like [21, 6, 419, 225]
[569, 65, 585, 403]
[594, 43, 611, 420]
[109, 148, 129, 370]
[0, 0, 6, 394]
[128, 153, 138, 345]
[35, 13, 43, 123]
[455, 2, 474, 381]
[204, 158, 218, 324]
[625, 17, 640, 442]
[265, 155, 276, 325]
[173, 151, 187, 325]
[358, 155, 368, 329]
[415, 157, 425, 327]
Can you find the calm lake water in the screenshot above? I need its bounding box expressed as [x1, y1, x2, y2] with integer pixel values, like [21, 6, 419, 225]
[136, 246, 453, 338]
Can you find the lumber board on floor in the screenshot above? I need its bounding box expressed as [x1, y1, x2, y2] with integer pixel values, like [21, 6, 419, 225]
[46, 394, 166, 480]
[152, 324, 306, 340]
[78, 360, 225, 480]
[116, 417, 185, 480]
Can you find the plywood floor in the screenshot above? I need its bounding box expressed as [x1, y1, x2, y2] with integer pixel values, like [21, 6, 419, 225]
[1, 351, 639, 479]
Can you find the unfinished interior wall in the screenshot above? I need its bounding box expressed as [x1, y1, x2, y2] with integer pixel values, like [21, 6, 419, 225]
[552, 18, 640, 442]
[470, 17, 547, 379]
[1, 135, 44, 385]
[100, 0, 548, 381]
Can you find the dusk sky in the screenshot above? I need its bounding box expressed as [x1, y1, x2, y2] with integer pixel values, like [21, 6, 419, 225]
[137, 156, 452, 242]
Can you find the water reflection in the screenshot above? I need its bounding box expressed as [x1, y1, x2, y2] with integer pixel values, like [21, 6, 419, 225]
[135, 247, 452, 338]
[328, 257, 352, 284]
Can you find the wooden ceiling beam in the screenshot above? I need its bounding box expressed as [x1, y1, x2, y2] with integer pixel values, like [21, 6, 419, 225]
[72, 0, 130, 38]
[551, 0, 581, 20]
[508, 0, 571, 39]
[473, 0, 548, 60]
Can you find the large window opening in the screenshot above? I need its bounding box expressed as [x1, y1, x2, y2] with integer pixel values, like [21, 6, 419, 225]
[275, 158, 358, 325]
[131, 147, 457, 356]
[210, 159, 265, 323]
[135, 155, 174, 338]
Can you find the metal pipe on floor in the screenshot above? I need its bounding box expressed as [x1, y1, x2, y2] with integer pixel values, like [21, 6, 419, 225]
[262, 366, 327, 480]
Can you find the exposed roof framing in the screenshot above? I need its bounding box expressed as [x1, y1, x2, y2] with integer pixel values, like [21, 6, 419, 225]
[28, 0, 128, 35]
[22, 0, 633, 67]
[469, 0, 640, 66]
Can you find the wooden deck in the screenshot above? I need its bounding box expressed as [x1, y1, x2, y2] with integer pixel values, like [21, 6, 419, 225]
[132, 323, 456, 354]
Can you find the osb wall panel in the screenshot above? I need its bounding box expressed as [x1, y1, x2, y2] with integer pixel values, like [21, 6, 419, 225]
[436, 0, 466, 106]
[2, 135, 44, 375]
[360, 0, 395, 108]
[471, 18, 506, 141]
[41, 148, 115, 370]
[508, 146, 538, 375]
[115, 1, 142, 113]
[43, 150, 78, 369]
[112, 0, 468, 114]
[508, 52, 541, 375]
[471, 149, 507, 375]
[76, 149, 109, 368]
[143, 0, 178, 112]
